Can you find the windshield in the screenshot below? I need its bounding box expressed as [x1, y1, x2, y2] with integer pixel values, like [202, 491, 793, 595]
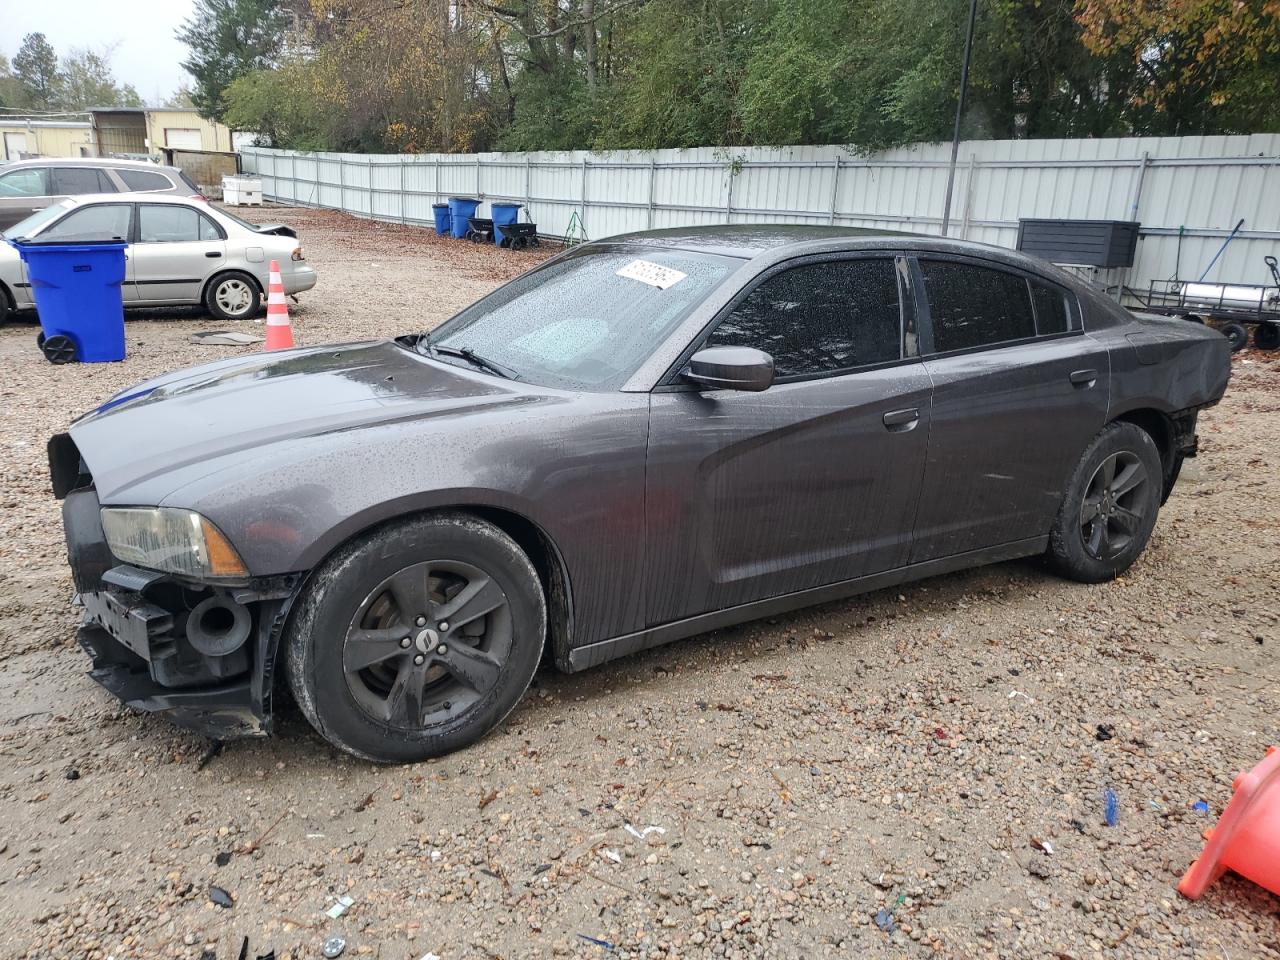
[426, 245, 737, 390]
[2, 200, 73, 240]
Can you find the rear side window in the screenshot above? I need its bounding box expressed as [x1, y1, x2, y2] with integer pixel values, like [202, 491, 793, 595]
[138, 204, 221, 242]
[51, 167, 113, 195]
[118, 169, 173, 192]
[37, 204, 130, 242]
[1030, 280, 1072, 335]
[0, 167, 48, 197]
[706, 258, 902, 378]
[920, 260, 1036, 353]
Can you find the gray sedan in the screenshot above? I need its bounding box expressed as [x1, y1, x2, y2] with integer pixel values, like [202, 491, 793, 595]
[50, 226, 1230, 763]
[2, 194, 316, 321]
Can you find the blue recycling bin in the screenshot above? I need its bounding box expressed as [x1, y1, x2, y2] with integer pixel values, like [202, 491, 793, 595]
[431, 203, 450, 236]
[447, 197, 480, 239]
[13, 240, 128, 363]
[491, 202, 521, 246]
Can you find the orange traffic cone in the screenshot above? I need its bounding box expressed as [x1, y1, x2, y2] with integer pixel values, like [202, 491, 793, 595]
[1179, 746, 1280, 899]
[264, 260, 295, 351]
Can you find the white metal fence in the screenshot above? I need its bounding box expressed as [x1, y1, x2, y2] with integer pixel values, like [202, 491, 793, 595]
[241, 135, 1280, 294]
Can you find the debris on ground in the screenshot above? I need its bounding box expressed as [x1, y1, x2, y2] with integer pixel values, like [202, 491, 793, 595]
[622, 823, 665, 840]
[208, 886, 234, 909]
[1104, 789, 1120, 827]
[321, 936, 346, 958]
[874, 907, 896, 933]
[576, 933, 616, 950]
[325, 895, 355, 919]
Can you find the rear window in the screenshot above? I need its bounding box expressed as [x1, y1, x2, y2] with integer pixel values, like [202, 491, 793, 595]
[1030, 280, 1072, 335]
[920, 260, 1036, 353]
[51, 167, 114, 195]
[118, 169, 173, 192]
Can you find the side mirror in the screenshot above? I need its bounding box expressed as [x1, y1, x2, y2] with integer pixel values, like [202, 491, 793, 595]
[683, 346, 775, 392]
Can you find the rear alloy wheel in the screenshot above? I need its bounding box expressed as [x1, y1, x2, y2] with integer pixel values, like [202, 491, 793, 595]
[1254, 323, 1280, 351]
[205, 271, 262, 321]
[286, 513, 545, 763]
[1220, 322, 1249, 352]
[1048, 422, 1163, 583]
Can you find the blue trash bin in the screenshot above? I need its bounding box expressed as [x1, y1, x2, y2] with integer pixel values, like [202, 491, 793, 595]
[447, 197, 480, 239]
[13, 240, 128, 363]
[491, 203, 522, 246]
[431, 203, 450, 236]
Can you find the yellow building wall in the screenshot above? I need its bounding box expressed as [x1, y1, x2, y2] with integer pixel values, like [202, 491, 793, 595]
[143, 111, 232, 153]
[0, 123, 96, 159]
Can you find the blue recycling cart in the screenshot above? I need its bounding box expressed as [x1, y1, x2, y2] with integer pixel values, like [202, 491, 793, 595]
[12, 240, 128, 363]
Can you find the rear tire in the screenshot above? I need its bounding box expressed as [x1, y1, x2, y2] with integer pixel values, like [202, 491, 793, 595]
[1047, 422, 1163, 583]
[1254, 323, 1280, 351]
[1220, 322, 1249, 352]
[286, 512, 546, 763]
[204, 271, 262, 321]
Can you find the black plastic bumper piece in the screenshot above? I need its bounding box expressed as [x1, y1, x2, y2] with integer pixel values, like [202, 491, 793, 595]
[79, 624, 266, 739]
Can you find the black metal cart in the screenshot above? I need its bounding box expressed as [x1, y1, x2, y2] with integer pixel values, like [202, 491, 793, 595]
[1139, 256, 1280, 352]
[465, 217, 495, 244]
[499, 222, 540, 250]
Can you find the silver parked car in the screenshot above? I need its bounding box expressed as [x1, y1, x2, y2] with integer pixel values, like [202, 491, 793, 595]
[0, 157, 203, 231]
[1, 194, 317, 321]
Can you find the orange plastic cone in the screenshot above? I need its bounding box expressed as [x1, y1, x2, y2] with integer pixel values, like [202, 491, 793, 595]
[1179, 746, 1280, 899]
[264, 260, 295, 351]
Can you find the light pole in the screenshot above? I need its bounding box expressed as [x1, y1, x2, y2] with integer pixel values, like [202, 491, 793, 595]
[940, 0, 978, 237]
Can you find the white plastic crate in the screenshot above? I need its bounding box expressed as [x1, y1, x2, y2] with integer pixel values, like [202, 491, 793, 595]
[222, 175, 263, 206]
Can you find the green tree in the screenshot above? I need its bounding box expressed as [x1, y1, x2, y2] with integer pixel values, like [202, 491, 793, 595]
[12, 32, 61, 109]
[60, 48, 143, 110]
[178, 0, 290, 122]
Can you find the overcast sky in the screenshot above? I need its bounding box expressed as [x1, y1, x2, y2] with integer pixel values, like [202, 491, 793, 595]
[5, 0, 198, 106]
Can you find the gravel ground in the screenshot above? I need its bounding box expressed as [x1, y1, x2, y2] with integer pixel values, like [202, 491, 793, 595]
[0, 206, 1276, 960]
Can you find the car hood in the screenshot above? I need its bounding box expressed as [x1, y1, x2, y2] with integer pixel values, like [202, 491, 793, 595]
[68, 339, 542, 502]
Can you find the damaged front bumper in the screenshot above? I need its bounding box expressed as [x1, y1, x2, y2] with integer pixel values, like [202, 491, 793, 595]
[61, 482, 301, 740]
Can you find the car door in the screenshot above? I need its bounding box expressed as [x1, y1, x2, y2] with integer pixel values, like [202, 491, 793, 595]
[908, 255, 1110, 563]
[131, 203, 226, 304]
[644, 253, 933, 626]
[0, 166, 50, 230]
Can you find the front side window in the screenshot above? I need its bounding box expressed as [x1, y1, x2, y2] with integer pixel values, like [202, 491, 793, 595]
[37, 204, 131, 242]
[119, 169, 173, 192]
[0, 167, 48, 197]
[427, 245, 737, 391]
[51, 167, 113, 195]
[920, 260, 1036, 353]
[706, 258, 902, 378]
[138, 204, 219, 242]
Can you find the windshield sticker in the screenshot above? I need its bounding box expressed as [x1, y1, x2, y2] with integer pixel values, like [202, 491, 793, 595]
[616, 259, 687, 290]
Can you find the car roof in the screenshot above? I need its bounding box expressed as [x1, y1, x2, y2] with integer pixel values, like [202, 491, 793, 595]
[603, 223, 1069, 275]
[1, 157, 182, 173]
[59, 192, 202, 208]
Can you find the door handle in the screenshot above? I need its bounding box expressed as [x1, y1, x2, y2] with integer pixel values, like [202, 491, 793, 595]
[1069, 368, 1098, 387]
[882, 407, 920, 431]
[205, 251, 222, 258]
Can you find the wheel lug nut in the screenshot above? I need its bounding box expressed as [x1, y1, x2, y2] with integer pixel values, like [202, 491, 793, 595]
[415, 616, 427, 627]
[438, 621, 450, 632]
[436, 644, 447, 655]
[399, 637, 411, 648]
[413, 654, 425, 665]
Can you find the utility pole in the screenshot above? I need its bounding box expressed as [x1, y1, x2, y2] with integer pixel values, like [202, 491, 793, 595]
[940, 0, 978, 237]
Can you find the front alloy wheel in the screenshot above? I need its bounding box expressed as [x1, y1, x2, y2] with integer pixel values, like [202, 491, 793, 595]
[287, 513, 545, 763]
[343, 560, 512, 728]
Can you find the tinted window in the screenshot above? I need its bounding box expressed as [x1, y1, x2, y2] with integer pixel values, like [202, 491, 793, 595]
[51, 167, 112, 195]
[706, 258, 902, 378]
[1031, 280, 1071, 335]
[920, 260, 1036, 353]
[38, 205, 130, 242]
[138, 204, 219, 242]
[118, 169, 172, 192]
[0, 168, 48, 197]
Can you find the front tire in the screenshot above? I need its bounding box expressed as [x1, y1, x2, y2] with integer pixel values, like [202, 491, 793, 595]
[1220, 321, 1249, 352]
[1047, 422, 1163, 583]
[286, 513, 546, 763]
[204, 271, 262, 321]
